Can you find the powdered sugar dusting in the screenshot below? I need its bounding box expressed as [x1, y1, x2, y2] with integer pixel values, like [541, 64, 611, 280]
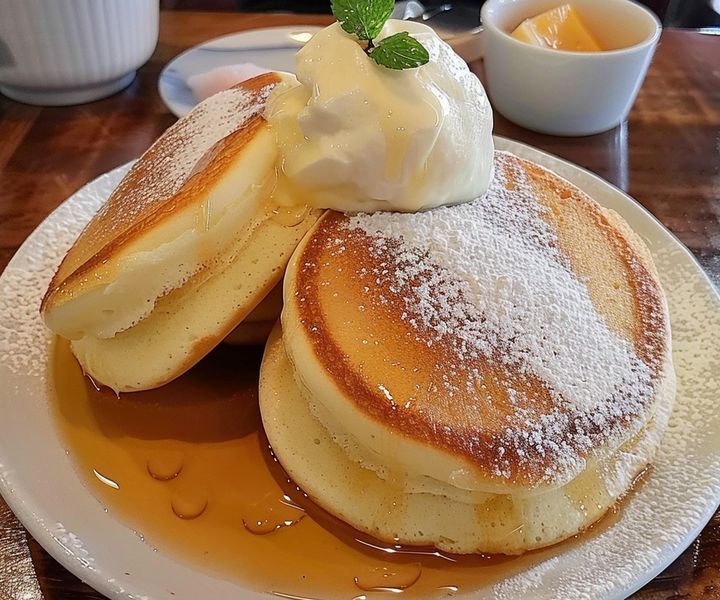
[52, 521, 96, 569]
[346, 151, 658, 483]
[494, 557, 560, 596]
[0, 165, 130, 376]
[55, 81, 276, 281]
[125, 84, 272, 203]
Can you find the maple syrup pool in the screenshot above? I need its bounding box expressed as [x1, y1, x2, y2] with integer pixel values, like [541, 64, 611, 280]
[50, 338, 632, 599]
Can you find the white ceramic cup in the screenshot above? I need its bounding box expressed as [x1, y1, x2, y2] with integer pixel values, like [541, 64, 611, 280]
[480, 0, 661, 136]
[0, 0, 159, 106]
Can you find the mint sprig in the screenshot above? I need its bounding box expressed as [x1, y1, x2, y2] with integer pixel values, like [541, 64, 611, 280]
[369, 31, 430, 70]
[331, 0, 394, 40]
[330, 0, 430, 70]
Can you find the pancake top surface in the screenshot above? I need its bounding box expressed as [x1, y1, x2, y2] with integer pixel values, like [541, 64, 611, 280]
[42, 73, 281, 313]
[290, 151, 671, 488]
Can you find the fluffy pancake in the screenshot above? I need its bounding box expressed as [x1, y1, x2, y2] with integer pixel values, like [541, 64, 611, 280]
[261, 323, 673, 554]
[263, 150, 675, 553]
[42, 73, 322, 391]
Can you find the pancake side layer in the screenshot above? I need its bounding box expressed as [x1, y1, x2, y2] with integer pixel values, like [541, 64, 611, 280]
[72, 205, 318, 391]
[260, 324, 674, 554]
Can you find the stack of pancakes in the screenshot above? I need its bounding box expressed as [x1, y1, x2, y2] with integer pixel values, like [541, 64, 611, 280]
[260, 151, 674, 554]
[43, 75, 674, 554]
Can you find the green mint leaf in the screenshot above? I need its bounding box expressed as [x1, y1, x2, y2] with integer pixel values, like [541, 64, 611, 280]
[331, 0, 394, 40]
[369, 31, 430, 70]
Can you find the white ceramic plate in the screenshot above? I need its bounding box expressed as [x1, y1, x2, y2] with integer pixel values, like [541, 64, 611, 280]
[0, 137, 718, 600]
[158, 26, 322, 118]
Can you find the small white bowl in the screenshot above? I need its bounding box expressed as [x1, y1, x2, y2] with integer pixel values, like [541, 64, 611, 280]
[481, 0, 661, 136]
[0, 0, 158, 106]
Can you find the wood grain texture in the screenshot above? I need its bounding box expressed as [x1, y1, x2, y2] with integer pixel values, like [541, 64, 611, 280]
[0, 503, 43, 600]
[0, 12, 718, 600]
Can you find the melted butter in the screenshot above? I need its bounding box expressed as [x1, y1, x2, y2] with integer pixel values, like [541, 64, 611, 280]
[262, 164, 313, 225]
[51, 338, 645, 598]
[270, 205, 312, 227]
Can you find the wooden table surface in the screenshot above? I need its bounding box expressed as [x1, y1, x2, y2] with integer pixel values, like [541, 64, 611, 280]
[0, 10, 718, 600]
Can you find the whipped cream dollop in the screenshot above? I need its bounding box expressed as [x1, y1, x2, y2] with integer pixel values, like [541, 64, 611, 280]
[266, 20, 494, 212]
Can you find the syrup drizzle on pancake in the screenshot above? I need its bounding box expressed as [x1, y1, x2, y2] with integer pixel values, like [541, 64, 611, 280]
[334, 152, 658, 484]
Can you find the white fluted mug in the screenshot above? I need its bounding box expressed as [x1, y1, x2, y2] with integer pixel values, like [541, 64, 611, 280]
[0, 0, 159, 106]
